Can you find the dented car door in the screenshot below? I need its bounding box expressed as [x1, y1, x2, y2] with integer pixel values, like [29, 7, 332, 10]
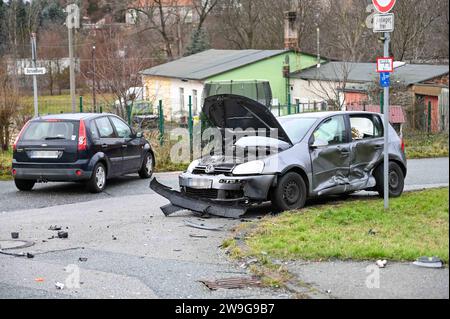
[349, 114, 384, 183]
[309, 115, 352, 195]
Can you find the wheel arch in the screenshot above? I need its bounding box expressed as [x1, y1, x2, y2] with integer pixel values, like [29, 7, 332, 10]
[279, 165, 310, 197]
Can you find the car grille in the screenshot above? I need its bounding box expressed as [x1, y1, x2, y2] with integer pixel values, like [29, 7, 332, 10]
[183, 187, 219, 199]
[192, 165, 235, 175]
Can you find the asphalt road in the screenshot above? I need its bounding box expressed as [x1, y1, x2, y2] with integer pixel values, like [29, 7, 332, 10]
[0, 157, 448, 299]
[0, 158, 448, 213]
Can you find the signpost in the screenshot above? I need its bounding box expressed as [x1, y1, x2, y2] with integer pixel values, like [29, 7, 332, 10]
[28, 34, 43, 118]
[372, 0, 396, 210]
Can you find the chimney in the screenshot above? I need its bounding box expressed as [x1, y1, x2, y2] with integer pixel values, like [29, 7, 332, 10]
[284, 11, 299, 51]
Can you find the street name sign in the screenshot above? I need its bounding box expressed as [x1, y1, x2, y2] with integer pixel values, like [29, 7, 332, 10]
[380, 72, 390, 88]
[24, 67, 47, 75]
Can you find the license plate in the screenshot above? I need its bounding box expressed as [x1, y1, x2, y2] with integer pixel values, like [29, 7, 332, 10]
[29, 150, 61, 159]
[185, 178, 212, 189]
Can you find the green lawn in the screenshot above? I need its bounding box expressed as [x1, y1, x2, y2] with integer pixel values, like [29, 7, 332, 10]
[22, 94, 115, 115]
[237, 188, 449, 263]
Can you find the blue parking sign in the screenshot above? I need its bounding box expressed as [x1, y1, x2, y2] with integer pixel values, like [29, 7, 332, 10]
[380, 72, 390, 88]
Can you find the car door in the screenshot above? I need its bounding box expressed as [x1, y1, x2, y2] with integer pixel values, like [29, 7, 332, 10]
[309, 115, 352, 195]
[109, 116, 142, 173]
[348, 114, 384, 183]
[94, 116, 123, 176]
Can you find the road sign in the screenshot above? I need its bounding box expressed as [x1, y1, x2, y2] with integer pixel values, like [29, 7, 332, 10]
[373, 13, 394, 32]
[24, 67, 46, 75]
[380, 72, 390, 88]
[377, 57, 394, 73]
[372, 0, 396, 13]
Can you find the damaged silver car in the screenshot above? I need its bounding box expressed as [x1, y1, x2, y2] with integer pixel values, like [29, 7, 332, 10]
[151, 94, 407, 218]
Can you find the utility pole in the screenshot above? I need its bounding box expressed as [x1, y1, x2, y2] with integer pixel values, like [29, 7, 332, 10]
[31, 33, 39, 118]
[92, 45, 97, 113]
[66, 3, 80, 113]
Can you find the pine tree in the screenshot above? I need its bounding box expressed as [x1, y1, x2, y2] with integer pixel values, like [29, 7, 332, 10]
[184, 28, 210, 57]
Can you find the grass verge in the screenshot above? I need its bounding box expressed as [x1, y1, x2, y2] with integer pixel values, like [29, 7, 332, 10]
[404, 131, 449, 159]
[0, 149, 12, 181]
[230, 188, 449, 264]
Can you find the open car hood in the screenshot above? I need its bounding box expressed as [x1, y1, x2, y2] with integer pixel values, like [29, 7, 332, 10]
[202, 94, 292, 145]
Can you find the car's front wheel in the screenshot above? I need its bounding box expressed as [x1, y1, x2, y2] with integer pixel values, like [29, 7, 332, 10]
[14, 179, 36, 191]
[271, 172, 307, 212]
[138, 152, 154, 179]
[87, 163, 107, 193]
[373, 161, 405, 198]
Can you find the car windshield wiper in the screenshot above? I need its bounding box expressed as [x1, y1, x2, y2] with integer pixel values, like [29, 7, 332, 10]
[44, 136, 66, 140]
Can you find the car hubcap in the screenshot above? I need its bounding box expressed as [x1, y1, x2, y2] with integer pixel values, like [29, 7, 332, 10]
[146, 155, 153, 174]
[389, 171, 399, 189]
[283, 181, 300, 205]
[96, 166, 105, 189]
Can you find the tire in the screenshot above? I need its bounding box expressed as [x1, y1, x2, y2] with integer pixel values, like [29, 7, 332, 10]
[14, 179, 35, 191]
[87, 163, 107, 193]
[138, 152, 154, 179]
[271, 172, 307, 212]
[373, 161, 405, 198]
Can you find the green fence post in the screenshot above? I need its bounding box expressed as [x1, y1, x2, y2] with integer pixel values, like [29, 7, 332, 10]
[188, 95, 193, 161]
[287, 93, 291, 115]
[278, 103, 281, 117]
[380, 91, 384, 114]
[297, 101, 300, 114]
[158, 100, 164, 146]
[126, 102, 132, 125]
[99, 104, 103, 113]
[428, 101, 432, 133]
[79, 96, 83, 113]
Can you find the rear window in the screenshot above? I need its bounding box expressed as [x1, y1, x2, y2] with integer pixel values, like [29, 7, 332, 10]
[21, 121, 76, 141]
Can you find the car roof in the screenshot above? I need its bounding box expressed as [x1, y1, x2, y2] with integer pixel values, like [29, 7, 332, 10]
[35, 113, 115, 121]
[279, 111, 381, 120]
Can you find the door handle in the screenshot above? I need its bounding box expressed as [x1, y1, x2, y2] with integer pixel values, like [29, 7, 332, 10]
[122, 144, 128, 149]
[374, 145, 383, 150]
[102, 144, 108, 148]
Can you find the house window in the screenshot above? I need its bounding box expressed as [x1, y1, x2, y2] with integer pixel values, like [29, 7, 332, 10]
[179, 88, 185, 112]
[192, 89, 198, 115]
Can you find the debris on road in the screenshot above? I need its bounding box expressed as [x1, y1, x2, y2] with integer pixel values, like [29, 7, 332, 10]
[78, 257, 88, 262]
[200, 276, 262, 290]
[57, 231, 68, 239]
[189, 234, 208, 239]
[368, 229, 377, 236]
[376, 260, 387, 268]
[112, 235, 117, 240]
[11, 232, 19, 239]
[184, 220, 224, 231]
[55, 282, 65, 290]
[413, 256, 443, 268]
[26, 253, 34, 259]
[48, 225, 62, 231]
[35, 278, 45, 283]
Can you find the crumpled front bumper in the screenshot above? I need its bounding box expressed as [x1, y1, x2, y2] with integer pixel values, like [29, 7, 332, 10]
[150, 178, 249, 218]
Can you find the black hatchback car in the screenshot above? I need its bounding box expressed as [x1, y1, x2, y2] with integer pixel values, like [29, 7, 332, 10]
[12, 113, 155, 193]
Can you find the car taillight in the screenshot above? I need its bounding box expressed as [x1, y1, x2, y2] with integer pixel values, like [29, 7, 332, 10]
[13, 121, 30, 152]
[401, 138, 405, 153]
[78, 120, 87, 151]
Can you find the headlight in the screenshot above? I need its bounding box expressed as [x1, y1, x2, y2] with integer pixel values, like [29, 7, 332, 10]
[186, 159, 200, 173]
[232, 160, 265, 176]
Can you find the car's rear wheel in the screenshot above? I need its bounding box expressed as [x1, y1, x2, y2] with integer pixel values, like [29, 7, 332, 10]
[87, 163, 107, 193]
[138, 152, 154, 179]
[271, 172, 307, 212]
[373, 161, 404, 198]
[14, 179, 36, 191]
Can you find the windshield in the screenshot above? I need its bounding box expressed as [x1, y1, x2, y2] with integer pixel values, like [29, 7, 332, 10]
[278, 117, 317, 144]
[21, 121, 76, 141]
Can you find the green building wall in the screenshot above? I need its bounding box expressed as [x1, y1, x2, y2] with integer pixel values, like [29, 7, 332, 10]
[206, 52, 319, 105]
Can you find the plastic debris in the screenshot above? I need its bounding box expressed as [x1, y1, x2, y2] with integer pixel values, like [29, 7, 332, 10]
[49, 225, 62, 231]
[11, 232, 19, 239]
[78, 257, 88, 262]
[376, 260, 387, 268]
[183, 220, 224, 231]
[35, 278, 45, 282]
[413, 256, 443, 268]
[55, 282, 65, 290]
[57, 231, 68, 239]
[26, 253, 34, 259]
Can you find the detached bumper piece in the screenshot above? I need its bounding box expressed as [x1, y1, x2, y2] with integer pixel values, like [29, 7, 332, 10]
[150, 178, 248, 219]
